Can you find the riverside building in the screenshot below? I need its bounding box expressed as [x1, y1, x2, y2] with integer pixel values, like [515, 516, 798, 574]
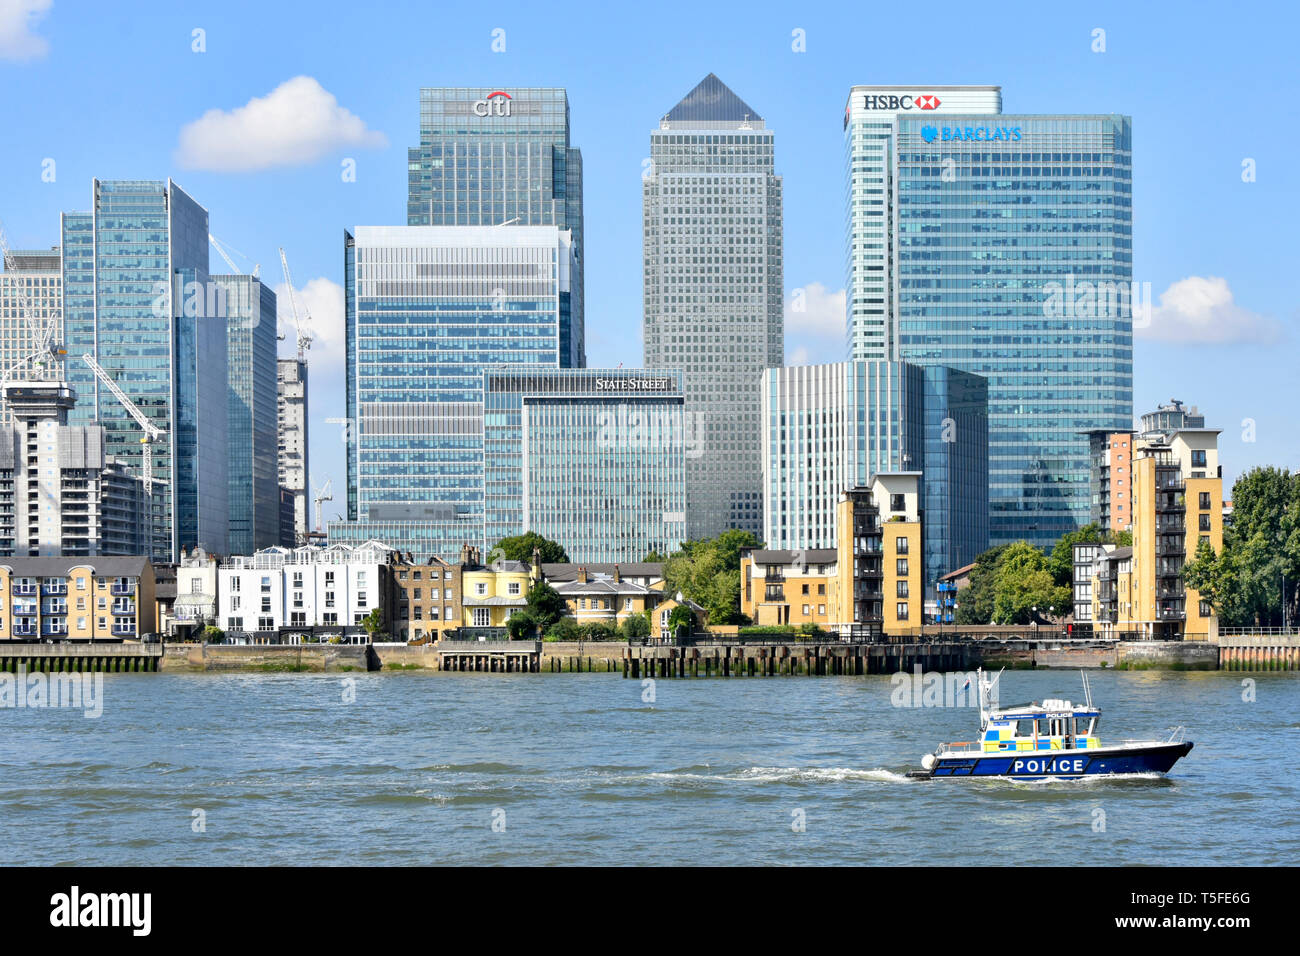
[643, 74, 783, 539]
[0, 380, 162, 557]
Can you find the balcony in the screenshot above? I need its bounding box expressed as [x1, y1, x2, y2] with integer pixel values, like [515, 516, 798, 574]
[13, 605, 38, 617]
[12, 625, 37, 638]
[111, 602, 136, 615]
[41, 581, 67, 596]
[111, 623, 137, 636]
[110, 582, 136, 596]
[12, 584, 36, 597]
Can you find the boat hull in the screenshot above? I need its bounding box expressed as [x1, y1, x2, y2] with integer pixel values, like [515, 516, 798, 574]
[923, 741, 1192, 780]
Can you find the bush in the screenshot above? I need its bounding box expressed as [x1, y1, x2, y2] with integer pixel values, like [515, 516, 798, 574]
[620, 613, 650, 640]
[579, 621, 619, 642]
[202, 625, 225, 644]
[738, 625, 797, 637]
[797, 623, 826, 640]
[543, 618, 581, 643]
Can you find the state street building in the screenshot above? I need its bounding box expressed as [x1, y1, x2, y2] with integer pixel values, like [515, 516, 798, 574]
[483, 368, 687, 562]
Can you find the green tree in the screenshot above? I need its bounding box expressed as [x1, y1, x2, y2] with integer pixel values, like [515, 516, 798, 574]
[1047, 523, 1108, 586]
[202, 625, 225, 644]
[361, 608, 384, 642]
[954, 544, 1008, 625]
[659, 529, 761, 625]
[506, 609, 539, 640]
[667, 604, 695, 636]
[524, 580, 568, 632]
[493, 531, 569, 564]
[620, 612, 650, 641]
[1190, 466, 1300, 627]
[990, 542, 1070, 625]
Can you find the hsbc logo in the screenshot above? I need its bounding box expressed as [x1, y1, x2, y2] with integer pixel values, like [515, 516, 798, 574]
[472, 91, 512, 117]
[860, 92, 942, 111]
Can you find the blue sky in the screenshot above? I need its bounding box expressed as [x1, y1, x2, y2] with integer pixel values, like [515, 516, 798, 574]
[1, 0, 1295, 525]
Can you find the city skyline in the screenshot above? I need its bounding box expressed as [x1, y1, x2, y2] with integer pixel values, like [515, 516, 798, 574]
[1, 1, 1295, 536]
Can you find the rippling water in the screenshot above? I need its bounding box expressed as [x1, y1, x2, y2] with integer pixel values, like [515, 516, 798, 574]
[1, 669, 1295, 865]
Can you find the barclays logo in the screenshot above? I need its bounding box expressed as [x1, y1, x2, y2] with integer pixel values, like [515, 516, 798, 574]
[921, 126, 938, 144]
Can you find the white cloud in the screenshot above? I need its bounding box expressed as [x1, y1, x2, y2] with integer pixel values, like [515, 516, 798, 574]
[1140, 276, 1284, 345]
[784, 281, 845, 366]
[274, 276, 345, 373]
[0, 0, 52, 61]
[176, 76, 387, 172]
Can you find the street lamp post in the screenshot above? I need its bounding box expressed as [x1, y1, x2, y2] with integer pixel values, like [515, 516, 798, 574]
[1033, 606, 1039, 638]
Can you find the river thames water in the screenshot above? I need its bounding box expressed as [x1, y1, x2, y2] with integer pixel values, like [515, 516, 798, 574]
[1, 669, 1295, 866]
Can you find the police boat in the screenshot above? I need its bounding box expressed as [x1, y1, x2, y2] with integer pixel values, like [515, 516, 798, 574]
[906, 669, 1193, 780]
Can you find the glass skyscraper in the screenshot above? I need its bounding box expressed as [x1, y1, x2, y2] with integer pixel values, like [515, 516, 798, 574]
[762, 361, 987, 598]
[407, 87, 584, 368]
[61, 179, 228, 559]
[643, 74, 784, 540]
[892, 113, 1133, 548]
[213, 274, 279, 555]
[333, 225, 577, 560]
[844, 88, 1134, 550]
[482, 367, 687, 562]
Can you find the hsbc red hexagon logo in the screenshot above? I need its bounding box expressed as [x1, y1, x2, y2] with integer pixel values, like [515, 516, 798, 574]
[916, 94, 942, 110]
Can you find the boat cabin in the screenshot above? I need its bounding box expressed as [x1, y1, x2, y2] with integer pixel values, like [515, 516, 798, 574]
[980, 699, 1101, 753]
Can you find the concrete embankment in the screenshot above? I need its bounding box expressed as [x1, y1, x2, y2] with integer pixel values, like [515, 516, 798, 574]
[127, 635, 1294, 673]
[158, 643, 373, 672]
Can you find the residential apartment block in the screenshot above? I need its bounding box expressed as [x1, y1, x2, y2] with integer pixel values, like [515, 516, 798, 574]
[1082, 429, 1223, 640]
[0, 556, 155, 641]
[741, 473, 923, 638]
[389, 554, 461, 642]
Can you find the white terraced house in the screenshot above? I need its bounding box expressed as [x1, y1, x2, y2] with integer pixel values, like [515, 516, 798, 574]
[217, 541, 395, 642]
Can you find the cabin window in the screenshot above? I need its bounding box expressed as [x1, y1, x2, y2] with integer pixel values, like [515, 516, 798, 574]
[1016, 720, 1035, 737]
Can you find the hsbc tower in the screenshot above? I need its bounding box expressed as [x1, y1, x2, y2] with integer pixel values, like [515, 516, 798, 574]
[844, 84, 1134, 550]
[843, 85, 1001, 362]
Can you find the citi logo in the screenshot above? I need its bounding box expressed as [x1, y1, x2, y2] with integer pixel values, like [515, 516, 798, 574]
[472, 90, 512, 117]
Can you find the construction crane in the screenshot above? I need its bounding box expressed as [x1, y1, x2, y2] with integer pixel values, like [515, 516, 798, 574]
[278, 247, 313, 362]
[82, 353, 166, 492]
[209, 234, 259, 277]
[311, 476, 333, 532]
[0, 218, 65, 387]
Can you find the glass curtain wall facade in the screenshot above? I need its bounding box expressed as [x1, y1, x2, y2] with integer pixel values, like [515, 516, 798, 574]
[215, 275, 280, 555]
[483, 367, 687, 562]
[894, 114, 1133, 548]
[643, 74, 783, 540]
[843, 86, 1002, 362]
[762, 361, 925, 552]
[920, 365, 990, 589]
[762, 360, 988, 599]
[407, 87, 583, 368]
[61, 179, 226, 559]
[333, 225, 574, 560]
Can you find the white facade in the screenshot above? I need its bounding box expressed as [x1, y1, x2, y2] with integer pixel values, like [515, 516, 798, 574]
[843, 85, 1001, 362]
[218, 541, 394, 634]
[761, 361, 922, 551]
[0, 247, 62, 428]
[174, 546, 219, 629]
